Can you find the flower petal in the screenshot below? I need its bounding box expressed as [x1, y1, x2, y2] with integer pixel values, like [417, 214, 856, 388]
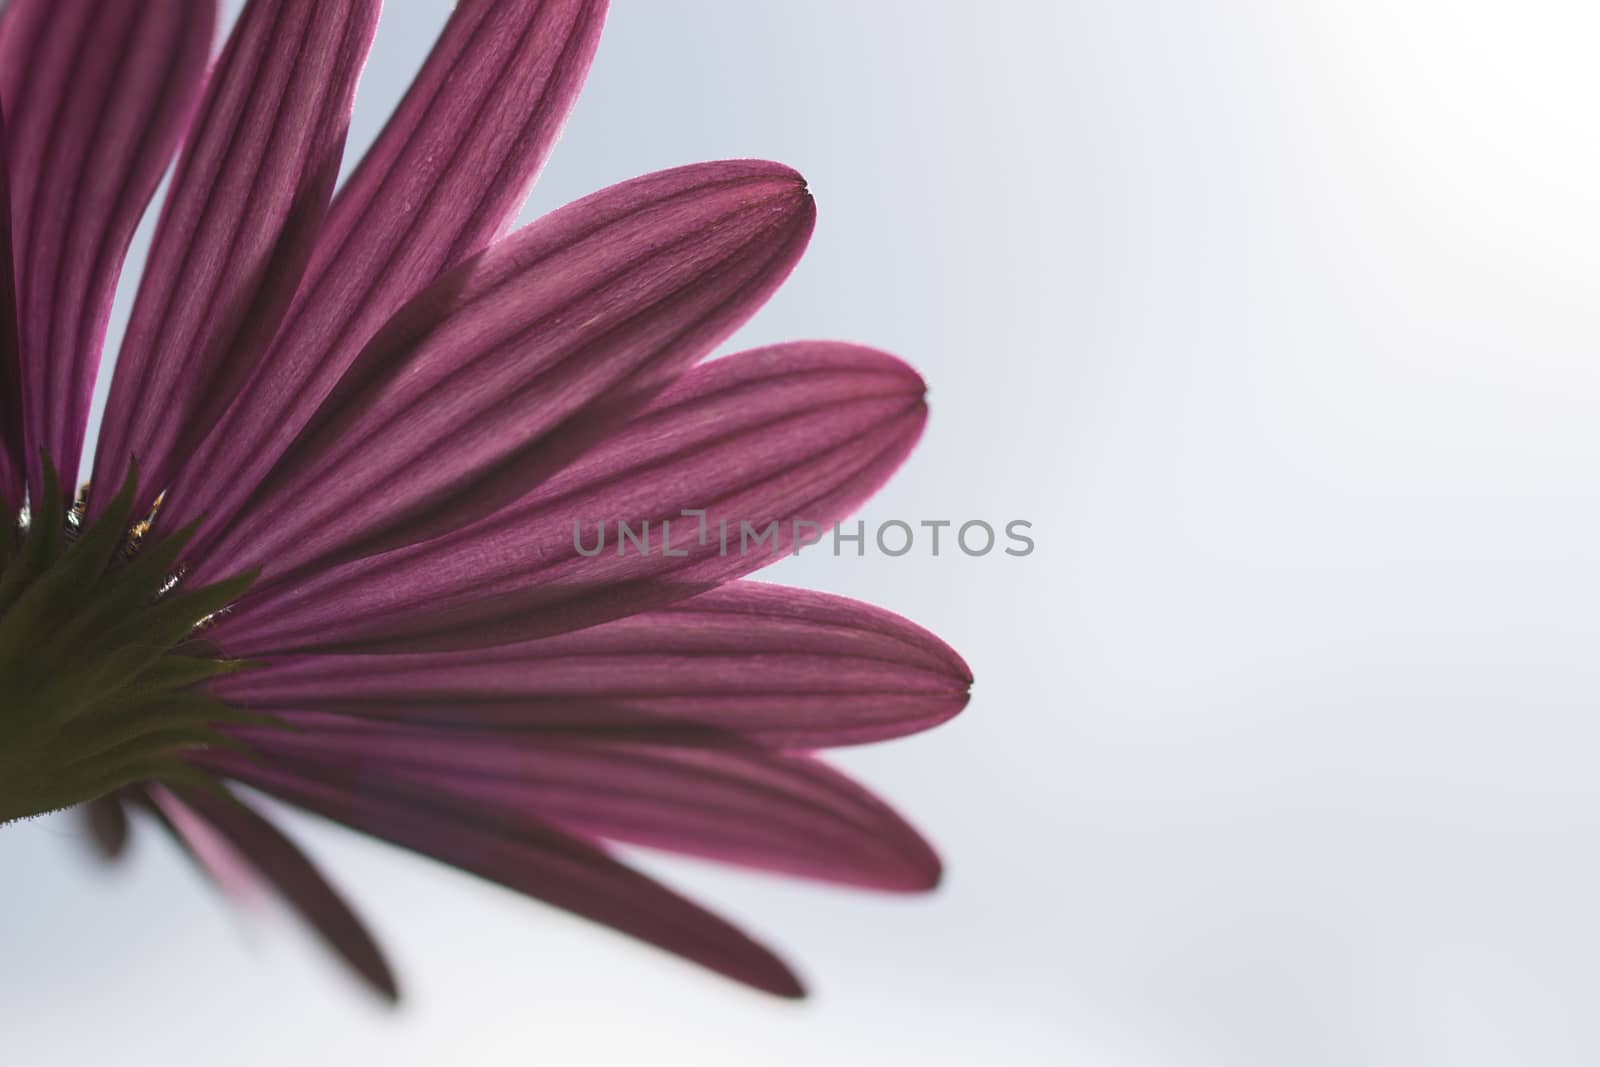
[202, 751, 807, 997]
[233, 718, 942, 892]
[188, 161, 814, 583]
[141, 784, 262, 898]
[141, 783, 399, 1002]
[217, 582, 971, 749]
[163, 0, 608, 537]
[90, 0, 381, 518]
[0, 0, 214, 495]
[213, 342, 928, 654]
[0, 109, 23, 511]
[80, 795, 130, 862]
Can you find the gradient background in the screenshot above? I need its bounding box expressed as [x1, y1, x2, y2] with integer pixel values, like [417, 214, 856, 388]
[5, 2, 1600, 1063]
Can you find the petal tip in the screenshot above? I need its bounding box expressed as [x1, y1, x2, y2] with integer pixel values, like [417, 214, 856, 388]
[760, 963, 809, 1000]
[373, 972, 402, 1006]
[950, 652, 976, 690]
[734, 160, 812, 214]
[896, 843, 945, 894]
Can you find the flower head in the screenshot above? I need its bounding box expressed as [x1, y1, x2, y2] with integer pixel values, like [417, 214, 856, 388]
[0, 0, 970, 1000]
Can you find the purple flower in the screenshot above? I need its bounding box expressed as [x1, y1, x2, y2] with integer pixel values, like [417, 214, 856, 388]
[0, 0, 971, 1001]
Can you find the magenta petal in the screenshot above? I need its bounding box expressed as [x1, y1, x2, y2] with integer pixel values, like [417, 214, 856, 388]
[217, 582, 971, 749]
[90, 0, 381, 518]
[141, 784, 399, 1001]
[202, 751, 807, 998]
[0, 109, 22, 509]
[162, 0, 608, 537]
[0, 0, 214, 496]
[234, 719, 941, 892]
[189, 161, 814, 582]
[213, 342, 928, 653]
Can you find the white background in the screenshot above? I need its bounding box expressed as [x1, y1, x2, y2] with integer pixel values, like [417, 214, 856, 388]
[5, 2, 1600, 1063]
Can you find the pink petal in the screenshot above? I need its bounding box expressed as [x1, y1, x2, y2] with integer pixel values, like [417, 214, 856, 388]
[162, 0, 608, 537]
[143, 784, 263, 900]
[187, 161, 814, 583]
[202, 751, 807, 997]
[90, 0, 381, 519]
[233, 719, 942, 892]
[213, 342, 927, 653]
[217, 582, 971, 749]
[146, 784, 400, 1002]
[0, 0, 214, 496]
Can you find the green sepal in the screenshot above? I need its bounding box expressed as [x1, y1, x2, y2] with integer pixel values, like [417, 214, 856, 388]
[54, 691, 273, 761]
[103, 567, 259, 652]
[0, 463, 139, 653]
[0, 458, 276, 826]
[30, 759, 228, 818]
[122, 655, 260, 698]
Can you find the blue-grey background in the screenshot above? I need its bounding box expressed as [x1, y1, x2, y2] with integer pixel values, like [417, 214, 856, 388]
[5, 1, 1600, 1063]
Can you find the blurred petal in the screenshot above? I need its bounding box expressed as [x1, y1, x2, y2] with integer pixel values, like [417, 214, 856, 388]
[81, 795, 129, 862]
[92, 0, 381, 517]
[141, 784, 262, 899]
[142, 784, 398, 1001]
[218, 582, 971, 749]
[190, 161, 814, 583]
[0, 0, 214, 495]
[234, 718, 942, 891]
[214, 342, 927, 654]
[165, 0, 608, 537]
[204, 751, 807, 997]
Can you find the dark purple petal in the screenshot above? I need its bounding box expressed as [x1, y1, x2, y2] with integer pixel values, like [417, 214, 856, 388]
[187, 161, 814, 582]
[81, 795, 130, 862]
[141, 784, 399, 1001]
[212, 342, 927, 654]
[217, 582, 971, 749]
[201, 751, 807, 998]
[0, 0, 214, 496]
[90, 0, 381, 519]
[162, 0, 608, 537]
[231, 719, 941, 892]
